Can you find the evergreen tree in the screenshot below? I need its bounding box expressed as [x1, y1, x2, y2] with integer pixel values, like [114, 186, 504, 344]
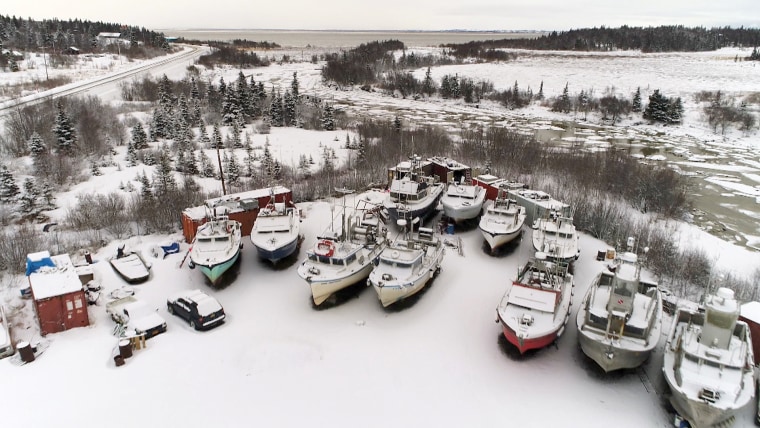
[290, 71, 300, 98]
[269, 90, 284, 127]
[149, 105, 170, 140]
[225, 151, 241, 185]
[152, 146, 177, 195]
[90, 160, 102, 176]
[643, 89, 670, 123]
[244, 137, 256, 178]
[131, 122, 149, 149]
[19, 177, 38, 215]
[138, 171, 153, 199]
[261, 144, 275, 180]
[28, 132, 46, 158]
[158, 74, 174, 110]
[322, 104, 335, 131]
[552, 83, 572, 113]
[230, 121, 243, 149]
[0, 165, 20, 203]
[632, 87, 642, 112]
[422, 67, 435, 97]
[668, 97, 684, 124]
[211, 124, 223, 149]
[39, 180, 56, 210]
[190, 76, 200, 100]
[536, 81, 544, 100]
[52, 100, 76, 155]
[125, 141, 139, 166]
[394, 115, 402, 132]
[283, 90, 297, 126]
[440, 75, 451, 98]
[200, 151, 216, 178]
[356, 139, 367, 169]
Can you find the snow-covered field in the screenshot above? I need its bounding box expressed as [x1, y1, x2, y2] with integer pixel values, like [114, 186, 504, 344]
[1, 43, 760, 427]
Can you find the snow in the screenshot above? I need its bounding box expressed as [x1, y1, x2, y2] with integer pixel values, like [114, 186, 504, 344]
[1, 42, 760, 428]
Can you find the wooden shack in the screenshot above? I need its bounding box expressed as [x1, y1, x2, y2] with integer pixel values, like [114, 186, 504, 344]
[427, 156, 475, 185]
[26, 251, 90, 336]
[181, 186, 293, 243]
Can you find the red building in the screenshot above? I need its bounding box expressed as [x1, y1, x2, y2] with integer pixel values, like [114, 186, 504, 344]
[26, 251, 90, 336]
[740, 301, 760, 362]
[181, 186, 293, 243]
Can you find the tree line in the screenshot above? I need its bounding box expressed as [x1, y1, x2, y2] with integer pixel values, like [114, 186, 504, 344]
[442, 25, 760, 53]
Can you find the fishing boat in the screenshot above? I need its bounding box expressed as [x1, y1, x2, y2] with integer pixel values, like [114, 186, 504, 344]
[109, 244, 151, 284]
[298, 200, 387, 306]
[369, 226, 445, 308]
[495, 251, 574, 353]
[531, 210, 580, 263]
[250, 201, 301, 264]
[383, 155, 444, 225]
[663, 287, 755, 428]
[576, 238, 663, 372]
[440, 179, 487, 222]
[478, 188, 526, 253]
[189, 208, 242, 286]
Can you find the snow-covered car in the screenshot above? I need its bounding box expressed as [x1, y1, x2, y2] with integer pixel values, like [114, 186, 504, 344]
[0, 305, 14, 359]
[166, 290, 225, 331]
[106, 297, 167, 339]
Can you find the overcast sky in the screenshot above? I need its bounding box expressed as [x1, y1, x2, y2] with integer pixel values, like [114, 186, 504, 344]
[4, 0, 760, 31]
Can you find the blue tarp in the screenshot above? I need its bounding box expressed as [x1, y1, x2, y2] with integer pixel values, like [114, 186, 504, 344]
[26, 254, 55, 276]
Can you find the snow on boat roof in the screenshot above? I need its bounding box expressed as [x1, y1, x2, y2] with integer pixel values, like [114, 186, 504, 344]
[740, 301, 760, 324]
[27, 252, 83, 300]
[508, 285, 556, 313]
[183, 186, 291, 220]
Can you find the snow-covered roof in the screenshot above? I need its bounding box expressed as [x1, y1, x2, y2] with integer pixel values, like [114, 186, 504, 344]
[97, 32, 121, 38]
[183, 186, 291, 220]
[27, 253, 83, 300]
[740, 301, 760, 325]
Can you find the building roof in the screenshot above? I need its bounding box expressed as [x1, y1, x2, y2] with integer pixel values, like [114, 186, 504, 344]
[740, 301, 760, 325]
[183, 186, 292, 220]
[27, 252, 83, 300]
[97, 32, 121, 38]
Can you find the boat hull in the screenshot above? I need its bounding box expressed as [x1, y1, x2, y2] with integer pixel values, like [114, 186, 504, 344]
[576, 329, 654, 372]
[667, 387, 740, 428]
[109, 253, 150, 284]
[371, 269, 436, 308]
[480, 227, 521, 252]
[196, 251, 240, 286]
[499, 320, 563, 354]
[304, 262, 376, 306]
[385, 187, 443, 224]
[251, 235, 299, 263]
[442, 200, 483, 222]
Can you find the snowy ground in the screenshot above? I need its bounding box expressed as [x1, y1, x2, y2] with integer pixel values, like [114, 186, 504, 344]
[0, 192, 751, 428]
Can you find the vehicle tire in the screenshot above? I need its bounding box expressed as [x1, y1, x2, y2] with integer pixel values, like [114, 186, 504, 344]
[190, 320, 197, 330]
[167, 304, 174, 314]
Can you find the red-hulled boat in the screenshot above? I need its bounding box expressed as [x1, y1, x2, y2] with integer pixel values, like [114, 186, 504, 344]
[496, 252, 574, 354]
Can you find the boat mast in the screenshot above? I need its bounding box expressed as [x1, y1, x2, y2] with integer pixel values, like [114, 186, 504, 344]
[216, 142, 227, 196]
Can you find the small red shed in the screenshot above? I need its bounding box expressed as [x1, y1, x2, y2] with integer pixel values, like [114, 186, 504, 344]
[181, 186, 293, 243]
[740, 301, 760, 363]
[26, 251, 90, 336]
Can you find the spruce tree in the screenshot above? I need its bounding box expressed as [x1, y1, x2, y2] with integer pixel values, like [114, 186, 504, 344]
[422, 67, 435, 97]
[52, 100, 76, 155]
[28, 132, 46, 158]
[138, 171, 153, 199]
[322, 104, 335, 131]
[200, 151, 215, 178]
[126, 141, 139, 166]
[643, 89, 670, 123]
[20, 178, 38, 215]
[212, 124, 223, 149]
[632, 87, 642, 112]
[152, 147, 177, 195]
[536, 81, 544, 100]
[291, 71, 300, 98]
[131, 122, 149, 149]
[0, 165, 20, 203]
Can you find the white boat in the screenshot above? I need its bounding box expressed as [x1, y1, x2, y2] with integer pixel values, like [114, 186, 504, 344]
[441, 180, 487, 222]
[383, 155, 444, 225]
[369, 226, 445, 308]
[250, 201, 301, 264]
[495, 251, 574, 354]
[298, 202, 387, 306]
[189, 209, 242, 286]
[576, 239, 663, 372]
[663, 287, 755, 428]
[531, 211, 580, 263]
[109, 244, 151, 284]
[478, 188, 526, 253]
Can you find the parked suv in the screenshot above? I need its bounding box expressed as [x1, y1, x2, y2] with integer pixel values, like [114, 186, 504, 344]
[166, 290, 226, 331]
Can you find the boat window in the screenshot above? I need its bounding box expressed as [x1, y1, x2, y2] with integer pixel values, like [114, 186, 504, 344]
[330, 257, 346, 266]
[380, 258, 395, 266]
[544, 230, 557, 237]
[344, 253, 356, 264]
[318, 255, 331, 264]
[613, 280, 633, 297]
[706, 309, 736, 330]
[308, 253, 318, 262]
[216, 236, 229, 243]
[197, 237, 212, 244]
